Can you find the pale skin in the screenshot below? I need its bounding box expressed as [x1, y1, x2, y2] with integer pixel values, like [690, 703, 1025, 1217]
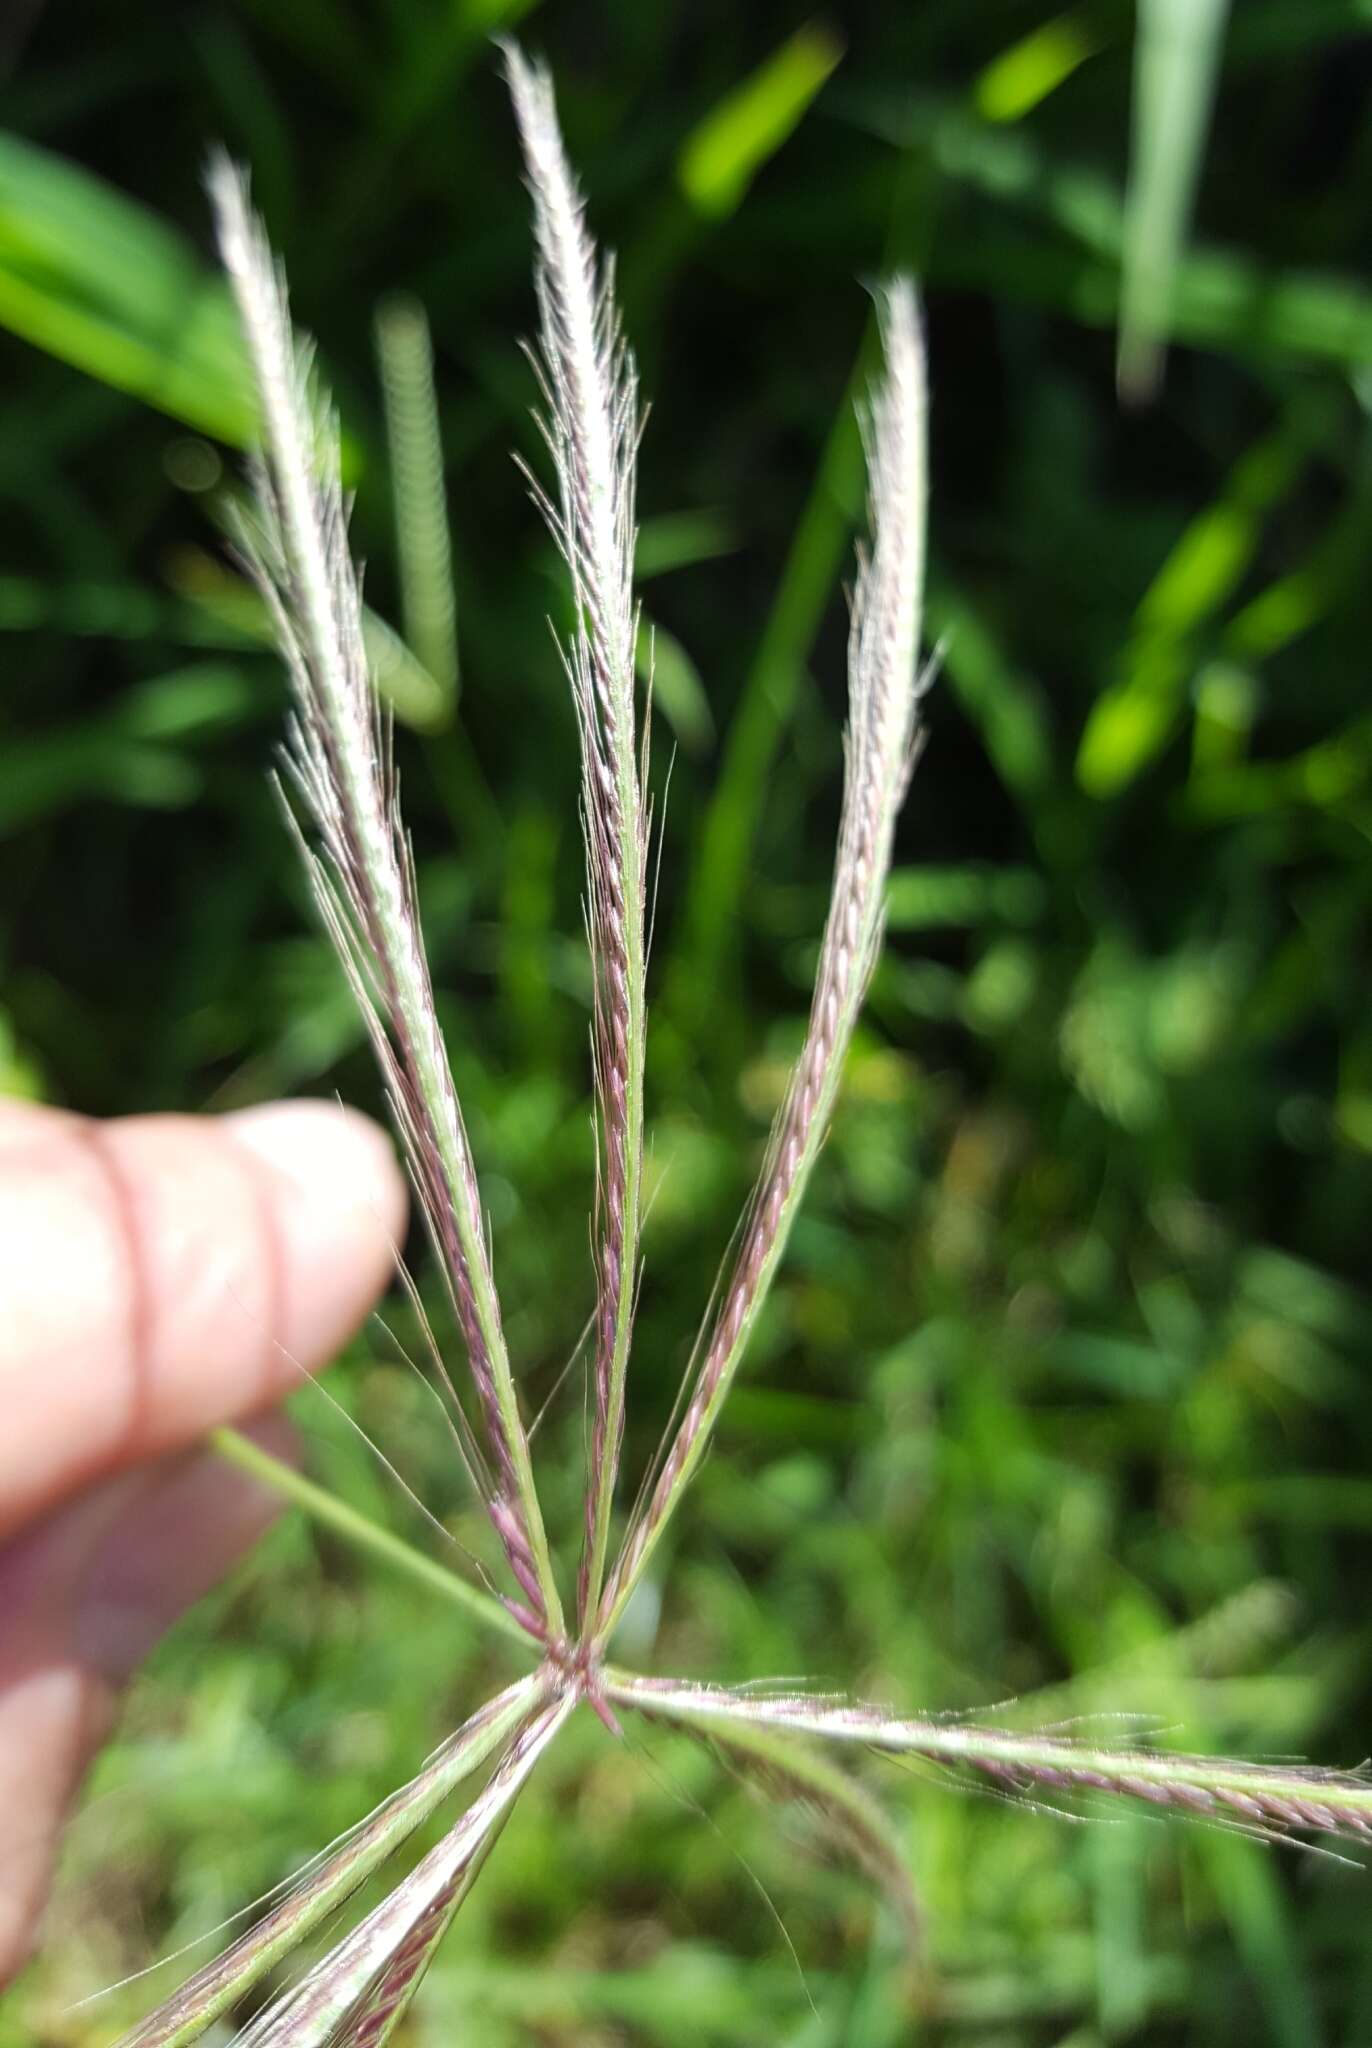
[0, 1097, 407, 1984]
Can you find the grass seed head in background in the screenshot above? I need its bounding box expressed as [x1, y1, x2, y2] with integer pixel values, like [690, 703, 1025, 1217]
[112, 45, 1371, 2047]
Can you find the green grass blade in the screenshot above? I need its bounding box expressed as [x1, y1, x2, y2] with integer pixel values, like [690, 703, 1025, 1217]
[974, 10, 1103, 125]
[1076, 400, 1320, 796]
[854, 93, 1372, 376]
[374, 293, 459, 714]
[637, 613, 713, 754]
[670, 331, 871, 1018]
[678, 23, 843, 219]
[0, 131, 255, 442]
[603, 288, 928, 1634]
[1199, 1833, 1320, 2048]
[1118, 0, 1232, 400]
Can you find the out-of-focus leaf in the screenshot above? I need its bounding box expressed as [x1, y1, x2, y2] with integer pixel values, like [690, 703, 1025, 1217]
[1119, 0, 1231, 400]
[852, 94, 1372, 374]
[166, 537, 449, 731]
[116, 663, 262, 740]
[636, 509, 738, 578]
[974, 11, 1103, 125]
[1227, 0, 1372, 63]
[1199, 1834, 1316, 2048]
[1188, 659, 1257, 776]
[0, 662, 257, 833]
[0, 1007, 45, 1100]
[361, 608, 452, 733]
[376, 293, 459, 709]
[0, 575, 231, 643]
[0, 130, 256, 442]
[0, 132, 364, 470]
[678, 23, 843, 219]
[672, 323, 871, 1006]
[885, 863, 1045, 931]
[638, 613, 713, 754]
[1077, 405, 1320, 797]
[926, 584, 1056, 810]
[0, 729, 194, 832]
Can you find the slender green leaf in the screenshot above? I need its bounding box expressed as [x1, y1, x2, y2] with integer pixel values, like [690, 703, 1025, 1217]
[0, 131, 255, 441]
[678, 24, 843, 219]
[375, 293, 459, 713]
[638, 613, 713, 754]
[974, 11, 1103, 125]
[1119, 0, 1231, 399]
[1077, 403, 1322, 796]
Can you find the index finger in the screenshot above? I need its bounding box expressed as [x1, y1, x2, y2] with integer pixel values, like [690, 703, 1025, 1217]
[0, 1099, 407, 1541]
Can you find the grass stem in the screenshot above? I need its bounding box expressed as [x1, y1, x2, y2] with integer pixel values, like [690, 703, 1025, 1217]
[209, 1426, 533, 1649]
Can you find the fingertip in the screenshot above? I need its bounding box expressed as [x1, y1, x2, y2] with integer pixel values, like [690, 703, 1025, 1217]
[222, 1100, 407, 1377]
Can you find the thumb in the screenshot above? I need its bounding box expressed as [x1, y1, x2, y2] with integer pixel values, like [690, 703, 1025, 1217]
[0, 1416, 293, 1985]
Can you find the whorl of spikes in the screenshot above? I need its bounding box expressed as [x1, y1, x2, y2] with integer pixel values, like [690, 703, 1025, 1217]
[108, 52, 1371, 2048]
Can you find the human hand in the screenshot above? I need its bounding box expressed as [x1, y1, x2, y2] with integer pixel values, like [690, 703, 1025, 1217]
[0, 1098, 406, 1982]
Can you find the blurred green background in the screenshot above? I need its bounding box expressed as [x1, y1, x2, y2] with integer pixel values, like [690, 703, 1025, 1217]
[4, 2, 1372, 2042]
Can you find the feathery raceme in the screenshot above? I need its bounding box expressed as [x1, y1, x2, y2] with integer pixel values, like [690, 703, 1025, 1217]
[606, 1674, 1372, 1848]
[504, 47, 650, 1633]
[598, 283, 930, 1637]
[209, 160, 563, 1645]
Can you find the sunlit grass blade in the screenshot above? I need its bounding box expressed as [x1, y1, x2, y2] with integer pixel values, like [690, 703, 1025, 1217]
[504, 46, 649, 1633]
[232, 1691, 575, 2048]
[374, 293, 459, 715]
[0, 130, 255, 442]
[1118, 0, 1231, 401]
[1076, 398, 1319, 796]
[608, 1675, 1372, 1846]
[677, 22, 842, 219]
[973, 10, 1102, 126]
[600, 283, 929, 1636]
[210, 157, 563, 1642]
[115, 1680, 541, 2048]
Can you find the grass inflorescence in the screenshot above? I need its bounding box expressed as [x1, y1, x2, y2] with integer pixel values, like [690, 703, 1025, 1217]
[100, 43, 1370, 2048]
